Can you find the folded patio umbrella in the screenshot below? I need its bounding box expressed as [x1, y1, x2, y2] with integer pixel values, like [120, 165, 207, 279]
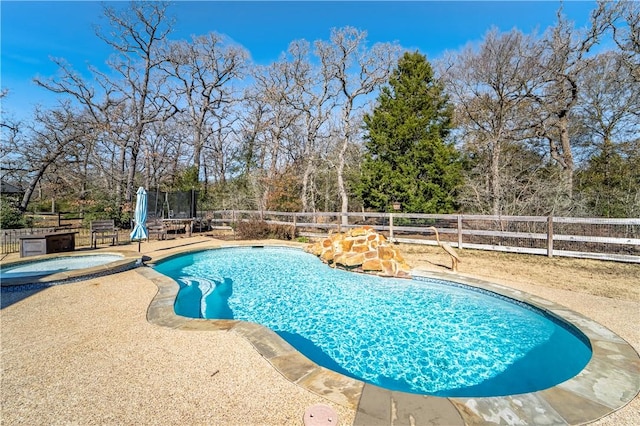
[130, 187, 148, 252]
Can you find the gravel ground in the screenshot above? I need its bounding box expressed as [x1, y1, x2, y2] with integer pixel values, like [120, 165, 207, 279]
[1, 237, 638, 425]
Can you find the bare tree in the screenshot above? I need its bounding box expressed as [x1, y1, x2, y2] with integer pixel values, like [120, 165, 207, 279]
[441, 28, 541, 215]
[287, 40, 337, 213]
[243, 56, 308, 213]
[530, 6, 609, 197]
[248, 39, 338, 213]
[596, 0, 639, 82]
[2, 103, 90, 211]
[0, 90, 25, 193]
[238, 93, 268, 176]
[35, 1, 176, 211]
[142, 119, 191, 192]
[315, 27, 400, 224]
[0, 90, 19, 139]
[613, 1, 639, 81]
[161, 32, 248, 188]
[34, 56, 123, 198]
[571, 49, 640, 217]
[574, 51, 640, 154]
[203, 107, 242, 185]
[96, 1, 176, 203]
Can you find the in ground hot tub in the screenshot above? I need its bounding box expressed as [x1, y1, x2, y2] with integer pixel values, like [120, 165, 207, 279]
[0, 252, 141, 287]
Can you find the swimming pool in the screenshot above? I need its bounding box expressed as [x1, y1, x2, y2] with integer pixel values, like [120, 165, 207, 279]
[153, 246, 592, 397]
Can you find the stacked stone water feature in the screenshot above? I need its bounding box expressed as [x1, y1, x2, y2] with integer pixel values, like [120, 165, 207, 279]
[305, 226, 411, 278]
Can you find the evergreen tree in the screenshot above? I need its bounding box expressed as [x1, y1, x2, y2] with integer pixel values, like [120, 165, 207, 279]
[357, 51, 462, 213]
[575, 141, 640, 218]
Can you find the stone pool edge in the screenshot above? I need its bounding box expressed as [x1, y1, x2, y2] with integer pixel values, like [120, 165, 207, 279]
[140, 242, 640, 426]
[0, 249, 142, 288]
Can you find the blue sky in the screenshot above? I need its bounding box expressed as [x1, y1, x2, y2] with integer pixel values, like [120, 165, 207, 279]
[2, 1, 598, 122]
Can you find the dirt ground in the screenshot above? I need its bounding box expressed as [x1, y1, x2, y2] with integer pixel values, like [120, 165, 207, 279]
[400, 244, 640, 302]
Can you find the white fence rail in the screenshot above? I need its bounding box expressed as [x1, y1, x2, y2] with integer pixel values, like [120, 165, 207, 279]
[205, 210, 640, 264]
[5, 211, 637, 263]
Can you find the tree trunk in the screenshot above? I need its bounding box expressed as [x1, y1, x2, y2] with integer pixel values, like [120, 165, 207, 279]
[19, 167, 47, 212]
[489, 140, 501, 216]
[558, 114, 574, 197]
[193, 128, 202, 180]
[337, 100, 354, 225]
[337, 135, 349, 226]
[115, 143, 127, 210]
[301, 158, 315, 213]
[126, 140, 139, 203]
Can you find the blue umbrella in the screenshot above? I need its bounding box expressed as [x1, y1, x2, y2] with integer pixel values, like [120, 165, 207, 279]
[130, 187, 148, 252]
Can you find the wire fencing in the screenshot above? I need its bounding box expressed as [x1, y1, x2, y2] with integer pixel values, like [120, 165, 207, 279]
[204, 210, 640, 263]
[3, 210, 639, 263]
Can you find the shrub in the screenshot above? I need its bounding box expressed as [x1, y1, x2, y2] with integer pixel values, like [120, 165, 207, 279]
[269, 223, 296, 240]
[236, 219, 271, 240]
[0, 198, 27, 229]
[236, 219, 296, 240]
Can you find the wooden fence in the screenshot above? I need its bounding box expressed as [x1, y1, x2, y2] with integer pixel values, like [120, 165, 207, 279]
[206, 210, 640, 264]
[3, 210, 639, 263]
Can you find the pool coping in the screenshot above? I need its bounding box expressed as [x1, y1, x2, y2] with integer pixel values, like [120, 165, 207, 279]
[141, 242, 640, 426]
[0, 249, 143, 288]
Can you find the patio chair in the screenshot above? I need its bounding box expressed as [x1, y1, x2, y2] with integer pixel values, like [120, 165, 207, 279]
[147, 220, 168, 240]
[91, 219, 119, 248]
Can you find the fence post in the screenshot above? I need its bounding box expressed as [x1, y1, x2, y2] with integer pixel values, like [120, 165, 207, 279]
[292, 213, 297, 235]
[389, 213, 394, 240]
[457, 215, 463, 249]
[547, 216, 554, 258]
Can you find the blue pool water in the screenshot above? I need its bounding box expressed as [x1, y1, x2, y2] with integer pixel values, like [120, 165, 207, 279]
[153, 247, 592, 397]
[0, 254, 124, 280]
